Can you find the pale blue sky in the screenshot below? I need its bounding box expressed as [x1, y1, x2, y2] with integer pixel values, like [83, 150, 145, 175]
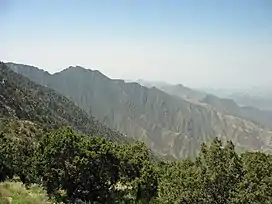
[1, 0, 272, 89]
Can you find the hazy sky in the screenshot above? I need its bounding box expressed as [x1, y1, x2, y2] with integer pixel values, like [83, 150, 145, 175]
[1, 0, 272, 89]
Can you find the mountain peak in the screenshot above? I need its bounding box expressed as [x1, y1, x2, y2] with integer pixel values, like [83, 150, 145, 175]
[176, 84, 185, 88]
[63, 66, 107, 77]
[62, 65, 89, 73]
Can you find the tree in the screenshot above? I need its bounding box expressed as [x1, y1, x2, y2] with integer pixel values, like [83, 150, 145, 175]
[155, 138, 243, 204]
[35, 127, 121, 203]
[0, 119, 42, 185]
[0, 132, 15, 181]
[155, 159, 199, 203]
[231, 152, 272, 204]
[114, 141, 158, 203]
[195, 138, 243, 204]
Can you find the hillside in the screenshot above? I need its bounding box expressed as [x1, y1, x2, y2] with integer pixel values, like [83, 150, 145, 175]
[8, 62, 272, 158]
[0, 62, 125, 142]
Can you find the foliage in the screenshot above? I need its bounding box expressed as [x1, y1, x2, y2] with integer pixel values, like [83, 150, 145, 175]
[114, 142, 158, 203]
[155, 138, 270, 204]
[0, 122, 272, 203]
[0, 132, 15, 182]
[156, 159, 198, 203]
[33, 128, 159, 203]
[194, 139, 243, 203]
[34, 127, 121, 203]
[0, 119, 42, 184]
[231, 152, 272, 204]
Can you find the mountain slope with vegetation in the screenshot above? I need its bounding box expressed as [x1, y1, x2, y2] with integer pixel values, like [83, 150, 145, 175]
[0, 62, 125, 142]
[8, 62, 272, 158]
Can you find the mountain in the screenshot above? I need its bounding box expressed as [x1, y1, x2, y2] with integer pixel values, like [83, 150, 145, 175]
[229, 92, 272, 111]
[139, 80, 272, 130]
[0, 62, 125, 142]
[202, 94, 272, 129]
[7, 62, 272, 158]
[135, 80, 206, 103]
[133, 79, 170, 89]
[200, 87, 272, 111]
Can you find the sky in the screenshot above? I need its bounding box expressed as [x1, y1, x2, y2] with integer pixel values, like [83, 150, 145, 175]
[1, 0, 272, 89]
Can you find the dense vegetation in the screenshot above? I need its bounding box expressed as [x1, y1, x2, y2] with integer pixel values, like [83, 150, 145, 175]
[0, 125, 272, 203]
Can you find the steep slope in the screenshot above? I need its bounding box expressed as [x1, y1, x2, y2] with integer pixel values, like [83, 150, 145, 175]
[8, 63, 272, 158]
[0, 62, 125, 142]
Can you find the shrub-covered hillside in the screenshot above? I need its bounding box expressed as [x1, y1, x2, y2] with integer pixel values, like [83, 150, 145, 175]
[1, 126, 272, 203]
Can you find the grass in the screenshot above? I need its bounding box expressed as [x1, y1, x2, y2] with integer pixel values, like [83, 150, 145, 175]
[0, 181, 51, 204]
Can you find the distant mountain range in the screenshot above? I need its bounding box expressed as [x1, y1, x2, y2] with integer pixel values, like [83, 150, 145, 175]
[6, 62, 272, 159]
[135, 79, 272, 129]
[139, 81, 272, 112]
[229, 92, 272, 111]
[135, 79, 206, 103]
[199, 87, 272, 111]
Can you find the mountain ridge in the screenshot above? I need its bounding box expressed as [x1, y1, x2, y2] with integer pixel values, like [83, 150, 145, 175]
[7, 62, 272, 158]
[0, 62, 127, 142]
[137, 79, 272, 129]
